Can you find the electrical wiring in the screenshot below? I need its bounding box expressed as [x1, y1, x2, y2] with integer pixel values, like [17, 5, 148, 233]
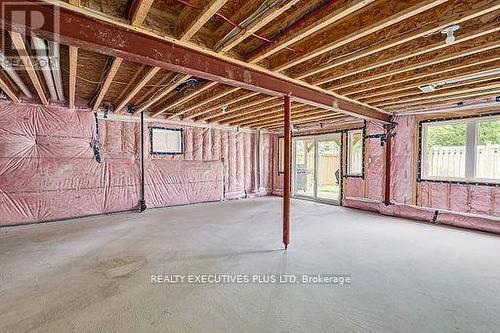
[214, 0, 282, 51]
[175, 0, 295, 52]
[245, 0, 339, 59]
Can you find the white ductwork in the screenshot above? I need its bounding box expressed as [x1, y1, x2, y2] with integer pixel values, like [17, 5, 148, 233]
[31, 37, 58, 101]
[0, 51, 33, 98]
[47, 41, 65, 101]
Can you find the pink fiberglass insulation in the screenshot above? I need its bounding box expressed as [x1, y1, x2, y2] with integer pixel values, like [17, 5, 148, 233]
[268, 115, 498, 234]
[343, 116, 499, 234]
[0, 101, 272, 226]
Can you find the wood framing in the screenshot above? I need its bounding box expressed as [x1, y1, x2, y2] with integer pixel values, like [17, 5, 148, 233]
[344, 57, 500, 97]
[240, 107, 325, 127]
[130, 0, 155, 27]
[69, 46, 78, 109]
[264, 113, 348, 129]
[206, 96, 279, 122]
[137, 73, 191, 113]
[2, 0, 388, 122]
[217, 0, 301, 53]
[189, 92, 260, 120]
[116, 66, 160, 113]
[180, 0, 229, 41]
[0, 76, 20, 102]
[155, 82, 218, 118]
[229, 104, 313, 126]
[366, 76, 500, 104]
[9, 32, 48, 106]
[179, 87, 241, 118]
[376, 83, 500, 107]
[92, 57, 123, 111]
[330, 43, 500, 91]
[314, 26, 500, 86]
[248, 0, 376, 64]
[276, 0, 449, 72]
[295, 1, 500, 79]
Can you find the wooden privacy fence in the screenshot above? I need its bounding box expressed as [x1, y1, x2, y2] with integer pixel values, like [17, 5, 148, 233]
[426, 144, 500, 179]
[296, 153, 340, 185]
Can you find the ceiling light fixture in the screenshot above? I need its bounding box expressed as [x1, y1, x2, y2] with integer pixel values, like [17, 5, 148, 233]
[418, 68, 500, 93]
[441, 25, 460, 45]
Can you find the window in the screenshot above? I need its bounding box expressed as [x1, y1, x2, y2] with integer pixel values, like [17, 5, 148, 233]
[347, 129, 363, 176]
[420, 115, 499, 184]
[278, 137, 284, 174]
[150, 127, 183, 154]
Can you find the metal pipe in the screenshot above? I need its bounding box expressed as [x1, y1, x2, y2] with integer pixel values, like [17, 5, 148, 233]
[31, 37, 58, 101]
[47, 41, 65, 101]
[0, 51, 32, 98]
[140, 111, 147, 212]
[384, 125, 393, 206]
[283, 95, 291, 249]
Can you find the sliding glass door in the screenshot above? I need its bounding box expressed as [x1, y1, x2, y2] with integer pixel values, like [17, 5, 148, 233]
[293, 139, 316, 198]
[293, 134, 342, 204]
[316, 138, 341, 201]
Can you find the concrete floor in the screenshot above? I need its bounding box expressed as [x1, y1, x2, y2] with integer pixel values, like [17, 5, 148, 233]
[1, 197, 499, 333]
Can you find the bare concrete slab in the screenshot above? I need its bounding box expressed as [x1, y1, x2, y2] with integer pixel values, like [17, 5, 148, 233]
[1, 197, 499, 332]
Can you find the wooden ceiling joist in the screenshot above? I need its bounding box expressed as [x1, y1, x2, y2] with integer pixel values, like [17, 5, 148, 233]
[206, 96, 279, 122]
[314, 26, 500, 86]
[364, 76, 500, 104]
[296, 1, 500, 79]
[230, 104, 313, 126]
[376, 82, 500, 107]
[137, 73, 191, 113]
[330, 42, 500, 91]
[248, 0, 377, 64]
[344, 57, 500, 98]
[276, 0, 450, 72]
[385, 90, 500, 110]
[116, 66, 160, 113]
[154, 81, 218, 118]
[217, 0, 301, 53]
[179, 87, 241, 118]
[130, 0, 155, 27]
[215, 98, 283, 123]
[0, 76, 20, 102]
[261, 113, 347, 129]
[5, 0, 388, 122]
[180, 0, 229, 41]
[92, 57, 123, 111]
[240, 107, 324, 127]
[188, 92, 260, 120]
[9, 32, 48, 106]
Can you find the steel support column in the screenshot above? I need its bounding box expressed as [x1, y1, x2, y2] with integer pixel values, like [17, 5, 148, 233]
[140, 112, 147, 212]
[384, 125, 393, 206]
[283, 95, 291, 249]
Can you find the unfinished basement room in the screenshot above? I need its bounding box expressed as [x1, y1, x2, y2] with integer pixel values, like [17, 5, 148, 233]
[0, 0, 499, 332]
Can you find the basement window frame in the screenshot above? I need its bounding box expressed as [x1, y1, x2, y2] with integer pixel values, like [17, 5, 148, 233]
[418, 113, 500, 187]
[150, 127, 184, 155]
[346, 128, 365, 178]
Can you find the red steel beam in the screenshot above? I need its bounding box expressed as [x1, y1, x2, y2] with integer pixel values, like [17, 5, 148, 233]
[283, 95, 291, 250]
[0, 0, 389, 123]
